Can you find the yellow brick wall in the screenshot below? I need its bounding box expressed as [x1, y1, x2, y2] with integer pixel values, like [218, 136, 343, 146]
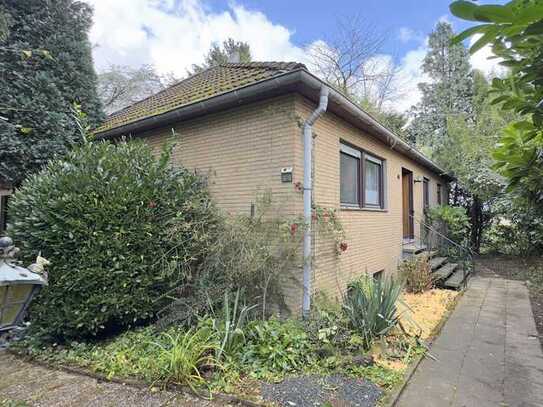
[137, 94, 305, 314]
[294, 95, 448, 302]
[129, 92, 448, 312]
[140, 94, 302, 217]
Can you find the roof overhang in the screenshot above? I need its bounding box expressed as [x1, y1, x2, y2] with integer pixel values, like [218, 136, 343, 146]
[95, 69, 454, 181]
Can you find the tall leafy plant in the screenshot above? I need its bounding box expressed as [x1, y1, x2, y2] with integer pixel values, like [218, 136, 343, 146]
[152, 327, 218, 391]
[209, 289, 257, 360]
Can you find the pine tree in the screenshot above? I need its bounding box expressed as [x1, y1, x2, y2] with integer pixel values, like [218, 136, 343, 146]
[190, 38, 252, 74]
[408, 22, 474, 154]
[0, 0, 103, 188]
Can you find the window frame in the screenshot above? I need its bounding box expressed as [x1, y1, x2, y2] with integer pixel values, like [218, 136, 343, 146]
[423, 177, 430, 210]
[340, 141, 386, 210]
[437, 183, 442, 205]
[0, 194, 9, 235]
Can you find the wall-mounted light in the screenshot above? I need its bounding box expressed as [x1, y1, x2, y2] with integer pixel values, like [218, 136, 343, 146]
[413, 176, 424, 183]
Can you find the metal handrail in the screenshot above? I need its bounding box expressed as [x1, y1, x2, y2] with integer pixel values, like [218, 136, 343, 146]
[409, 214, 473, 257]
[408, 214, 473, 289]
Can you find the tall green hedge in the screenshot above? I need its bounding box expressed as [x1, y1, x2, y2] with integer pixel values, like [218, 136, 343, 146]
[8, 142, 218, 340]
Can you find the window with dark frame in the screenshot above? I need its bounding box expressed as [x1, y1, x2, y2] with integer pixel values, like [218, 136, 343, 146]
[437, 183, 442, 205]
[423, 177, 429, 210]
[373, 270, 384, 281]
[0, 195, 9, 235]
[340, 143, 385, 209]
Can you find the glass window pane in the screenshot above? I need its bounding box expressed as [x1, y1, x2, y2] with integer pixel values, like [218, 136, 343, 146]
[423, 179, 429, 208]
[365, 159, 381, 206]
[340, 152, 359, 204]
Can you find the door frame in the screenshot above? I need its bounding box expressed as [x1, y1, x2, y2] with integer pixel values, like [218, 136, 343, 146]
[402, 168, 414, 241]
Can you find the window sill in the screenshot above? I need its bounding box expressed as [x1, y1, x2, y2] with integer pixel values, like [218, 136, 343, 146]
[340, 206, 388, 213]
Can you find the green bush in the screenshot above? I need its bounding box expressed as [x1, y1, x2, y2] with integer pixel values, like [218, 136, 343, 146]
[427, 205, 469, 245]
[483, 198, 543, 256]
[342, 275, 403, 350]
[8, 141, 218, 340]
[399, 256, 434, 294]
[239, 318, 312, 378]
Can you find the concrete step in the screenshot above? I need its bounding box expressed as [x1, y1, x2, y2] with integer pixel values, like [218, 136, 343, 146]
[429, 256, 447, 270]
[444, 267, 469, 289]
[426, 250, 438, 259]
[433, 262, 458, 282]
[402, 243, 427, 255]
[416, 250, 438, 260]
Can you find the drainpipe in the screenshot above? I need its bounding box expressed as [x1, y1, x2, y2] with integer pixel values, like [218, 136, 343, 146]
[302, 86, 329, 318]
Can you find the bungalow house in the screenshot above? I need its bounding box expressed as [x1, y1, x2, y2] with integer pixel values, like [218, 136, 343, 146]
[92, 62, 457, 313]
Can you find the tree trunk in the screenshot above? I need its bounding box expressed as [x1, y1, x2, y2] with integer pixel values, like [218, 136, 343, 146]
[470, 195, 482, 254]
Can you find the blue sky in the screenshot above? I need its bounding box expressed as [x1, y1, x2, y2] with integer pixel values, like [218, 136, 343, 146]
[209, 0, 472, 62]
[86, 0, 505, 111]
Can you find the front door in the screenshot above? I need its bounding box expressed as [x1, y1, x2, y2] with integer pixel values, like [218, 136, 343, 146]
[402, 169, 414, 240]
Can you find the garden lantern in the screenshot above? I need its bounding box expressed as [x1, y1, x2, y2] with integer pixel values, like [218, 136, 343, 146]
[0, 237, 47, 332]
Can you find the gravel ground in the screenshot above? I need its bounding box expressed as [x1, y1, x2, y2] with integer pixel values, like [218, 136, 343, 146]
[0, 351, 229, 407]
[261, 375, 382, 407]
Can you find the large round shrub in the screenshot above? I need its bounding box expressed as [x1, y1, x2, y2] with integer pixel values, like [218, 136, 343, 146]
[9, 141, 218, 340]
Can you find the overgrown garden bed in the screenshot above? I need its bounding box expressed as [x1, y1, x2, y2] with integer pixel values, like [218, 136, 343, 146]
[10, 285, 459, 406]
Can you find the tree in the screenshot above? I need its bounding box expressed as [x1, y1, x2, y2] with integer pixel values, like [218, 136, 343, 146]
[97, 64, 178, 115]
[359, 98, 409, 140]
[442, 71, 514, 252]
[408, 22, 474, 153]
[309, 15, 399, 107]
[190, 38, 251, 74]
[0, 0, 103, 188]
[450, 0, 543, 206]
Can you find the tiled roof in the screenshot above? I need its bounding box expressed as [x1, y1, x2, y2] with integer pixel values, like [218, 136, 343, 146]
[95, 62, 306, 133]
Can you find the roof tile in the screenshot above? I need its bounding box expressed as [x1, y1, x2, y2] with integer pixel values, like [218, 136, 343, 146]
[95, 62, 306, 133]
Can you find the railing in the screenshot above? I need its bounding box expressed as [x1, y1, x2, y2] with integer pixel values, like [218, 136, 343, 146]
[409, 214, 473, 288]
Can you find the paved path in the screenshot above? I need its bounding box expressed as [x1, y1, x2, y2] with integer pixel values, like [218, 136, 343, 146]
[0, 352, 227, 407]
[396, 277, 543, 407]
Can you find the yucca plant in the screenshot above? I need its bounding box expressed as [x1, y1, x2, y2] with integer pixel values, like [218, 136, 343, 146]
[210, 289, 258, 360]
[342, 275, 403, 350]
[152, 326, 218, 391]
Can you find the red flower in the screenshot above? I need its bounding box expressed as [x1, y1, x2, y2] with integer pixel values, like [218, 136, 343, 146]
[148, 201, 157, 209]
[290, 223, 299, 236]
[339, 242, 348, 252]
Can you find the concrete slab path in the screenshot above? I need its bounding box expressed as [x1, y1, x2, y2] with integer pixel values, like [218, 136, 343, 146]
[396, 277, 543, 407]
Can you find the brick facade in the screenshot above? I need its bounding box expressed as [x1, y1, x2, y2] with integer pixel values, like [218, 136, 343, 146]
[136, 93, 448, 312]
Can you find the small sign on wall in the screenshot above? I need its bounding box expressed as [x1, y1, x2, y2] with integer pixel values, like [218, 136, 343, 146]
[281, 167, 293, 183]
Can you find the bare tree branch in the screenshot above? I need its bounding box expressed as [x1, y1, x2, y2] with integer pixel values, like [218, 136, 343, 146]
[308, 15, 400, 111]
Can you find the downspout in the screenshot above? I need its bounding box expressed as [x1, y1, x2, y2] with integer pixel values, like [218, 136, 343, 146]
[302, 86, 329, 318]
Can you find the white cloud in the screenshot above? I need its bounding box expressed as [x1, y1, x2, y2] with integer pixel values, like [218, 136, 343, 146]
[87, 2, 498, 114]
[469, 34, 508, 78]
[398, 27, 425, 44]
[377, 42, 429, 113]
[85, 0, 307, 77]
[399, 27, 415, 43]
